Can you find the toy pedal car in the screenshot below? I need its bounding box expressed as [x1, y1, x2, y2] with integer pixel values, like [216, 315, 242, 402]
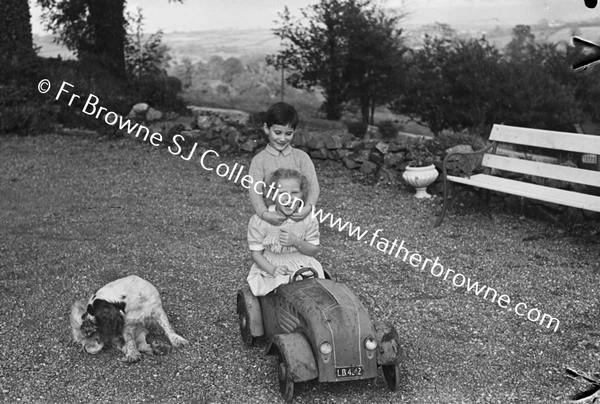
[236, 267, 401, 402]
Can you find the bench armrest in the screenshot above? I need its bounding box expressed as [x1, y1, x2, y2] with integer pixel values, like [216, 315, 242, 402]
[440, 141, 497, 179]
[435, 141, 497, 228]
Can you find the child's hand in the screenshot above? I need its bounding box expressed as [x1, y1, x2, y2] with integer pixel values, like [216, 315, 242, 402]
[272, 265, 293, 276]
[290, 204, 311, 221]
[262, 210, 287, 226]
[279, 228, 300, 247]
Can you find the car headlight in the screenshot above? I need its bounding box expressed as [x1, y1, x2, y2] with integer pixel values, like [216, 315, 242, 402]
[319, 341, 333, 355]
[364, 337, 377, 351]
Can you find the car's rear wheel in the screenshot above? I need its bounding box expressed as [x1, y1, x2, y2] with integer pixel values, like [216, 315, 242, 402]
[381, 363, 401, 391]
[278, 352, 294, 402]
[236, 295, 254, 346]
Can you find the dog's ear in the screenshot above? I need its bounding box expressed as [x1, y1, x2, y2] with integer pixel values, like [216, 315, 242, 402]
[70, 299, 88, 343]
[92, 300, 125, 338]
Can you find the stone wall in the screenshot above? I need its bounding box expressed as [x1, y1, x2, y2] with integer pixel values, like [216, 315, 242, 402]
[130, 104, 416, 184]
[128, 104, 600, 224]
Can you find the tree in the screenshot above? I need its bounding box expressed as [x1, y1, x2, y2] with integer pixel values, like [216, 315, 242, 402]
[495, 59, 581, 131]
[268, 0, 406, 121]
[124, 8, 171, 79]
[221, 57, 245, 83]
[421, 22, 457, 40]
[391, 34, 582, 136]
[392, 35, 504, 135]
[0, 0, 35, 69]
[39, 0, 127, 77]
[39, 0, 182, 78]
[344, 6, 406, 124]
[268, 0, 352, 120]
[171, 57, 194, 89]
[504, 25, 536, 62]
[521, 42, 598, 124]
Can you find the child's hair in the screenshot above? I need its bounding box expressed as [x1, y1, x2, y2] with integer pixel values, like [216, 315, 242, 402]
[265, 102, 299, 129]
[266, 168, 308, 207]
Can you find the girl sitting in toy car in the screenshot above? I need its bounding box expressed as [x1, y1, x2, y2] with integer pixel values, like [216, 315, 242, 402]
[246, 168, 324, 296]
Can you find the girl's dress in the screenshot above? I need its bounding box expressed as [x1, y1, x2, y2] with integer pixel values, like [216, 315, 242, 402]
[247, 205, 323, 296]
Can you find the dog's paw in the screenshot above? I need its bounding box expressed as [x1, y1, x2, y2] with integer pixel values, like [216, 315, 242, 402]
[151, 341, 171, 355]
[170, 335, 189, 348]
[138, 344, 154, 355]
[122, 349, 142, 363]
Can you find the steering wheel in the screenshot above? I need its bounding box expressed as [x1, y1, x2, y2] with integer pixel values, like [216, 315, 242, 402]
[290, 267, 319, 282]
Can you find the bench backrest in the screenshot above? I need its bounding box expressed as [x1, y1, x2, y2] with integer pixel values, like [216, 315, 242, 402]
[484, 124, 600, 188]
[489, 124, 600, 154]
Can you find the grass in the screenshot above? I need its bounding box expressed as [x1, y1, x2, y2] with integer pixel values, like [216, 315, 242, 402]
[0, 131, 599, 403]
[181, 88, 323, 122]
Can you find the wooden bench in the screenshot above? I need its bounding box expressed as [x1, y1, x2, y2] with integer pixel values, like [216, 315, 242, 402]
[435, 124, 600, 226]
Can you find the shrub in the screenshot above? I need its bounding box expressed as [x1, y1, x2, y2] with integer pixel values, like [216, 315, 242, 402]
[1, 46, 187, 136]
[346, 120, 367, 138]
[0, 57, 60, 135]
[130, 73, 187, 113]
[425, 132, 488, 156]
[406, 136, 436, 167]
[40, 57, 134, 133]
[377, 119, 398, 140]
[0, 85, 57, 135]
[249, 111, 267, 126]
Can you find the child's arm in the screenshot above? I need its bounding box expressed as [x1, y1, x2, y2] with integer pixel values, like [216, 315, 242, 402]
[290, 154, 320, 220]
[249, 182, 267, 216]
[251, 250, 294, 276]
[290, 202, 313, 221]
[248, 160, 286, 225]
[250, 190, 286, 225]
[248, 214, 292, 276]
[278, 228, 320, 257]
[302, 153, 320, 207]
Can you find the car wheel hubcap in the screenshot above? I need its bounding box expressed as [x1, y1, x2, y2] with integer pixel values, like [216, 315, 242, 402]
[279, 362, 287, 381]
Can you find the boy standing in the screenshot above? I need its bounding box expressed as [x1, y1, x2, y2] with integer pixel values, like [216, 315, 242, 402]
[248, 102, 320, 225]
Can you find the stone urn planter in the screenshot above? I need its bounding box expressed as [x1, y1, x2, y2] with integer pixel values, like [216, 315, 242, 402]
[402, 164, 439, 198]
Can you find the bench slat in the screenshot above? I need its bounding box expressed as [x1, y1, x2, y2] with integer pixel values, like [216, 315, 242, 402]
[482, 154, 600, 187]
[490, 124, 600, 154]
[447, 174, 600, 212]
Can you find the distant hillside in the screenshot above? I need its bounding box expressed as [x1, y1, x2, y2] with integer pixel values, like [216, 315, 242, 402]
[165, 29, 281, 64]
[33, 34, 74, 59]
[34, 19, 600, 62]
[405, 19, 600, 49]
[547, 26, 600, 45]
[33, 29, 281, 62]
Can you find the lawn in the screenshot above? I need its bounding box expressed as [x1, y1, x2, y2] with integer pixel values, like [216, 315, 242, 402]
[1, 132, 599, 404]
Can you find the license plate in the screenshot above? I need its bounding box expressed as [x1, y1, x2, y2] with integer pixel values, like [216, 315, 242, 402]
[335, 366, 364, 378]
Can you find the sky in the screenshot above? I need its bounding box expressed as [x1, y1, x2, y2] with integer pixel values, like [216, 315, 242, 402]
[29, 0, 600, 35]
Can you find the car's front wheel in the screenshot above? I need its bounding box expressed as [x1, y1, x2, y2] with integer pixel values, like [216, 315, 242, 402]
[236, 295, 254, 346]
[278, 352, 294, 402]
[381, 363, 401, 391]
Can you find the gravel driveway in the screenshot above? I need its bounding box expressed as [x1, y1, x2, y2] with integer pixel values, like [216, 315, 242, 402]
[1, 132, 598, 403]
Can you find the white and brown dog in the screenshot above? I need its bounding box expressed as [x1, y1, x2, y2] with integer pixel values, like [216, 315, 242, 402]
[70, 275, 188, 362]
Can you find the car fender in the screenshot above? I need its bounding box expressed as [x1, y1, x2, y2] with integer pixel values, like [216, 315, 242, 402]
[237, 287, 264, 337]
[374, 321, 400, 365]
[266, 333, 318, 382]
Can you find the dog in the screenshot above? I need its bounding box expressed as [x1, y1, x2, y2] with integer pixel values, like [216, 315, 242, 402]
[70, 275, 188, 362]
